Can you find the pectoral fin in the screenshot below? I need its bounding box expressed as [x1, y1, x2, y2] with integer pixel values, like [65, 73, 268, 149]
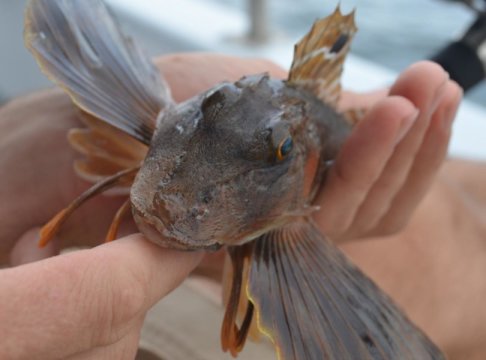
[240, 220, 444, 360]
[25, 0, 172, 144]
[288, 7, 357, 108]
[39, 166, 139, 247]
[221, 246, 255, 357]
[69, 112, 148, 185]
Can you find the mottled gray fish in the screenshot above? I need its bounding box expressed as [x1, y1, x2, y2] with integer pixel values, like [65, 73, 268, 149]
[24, 0, 445, 359]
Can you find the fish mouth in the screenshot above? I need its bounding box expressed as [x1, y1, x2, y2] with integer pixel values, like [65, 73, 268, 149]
[131, 204, 222, 251]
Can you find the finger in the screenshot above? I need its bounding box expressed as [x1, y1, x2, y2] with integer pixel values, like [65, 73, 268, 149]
[67, 319, 143, 360]
[345, 63, 450, 237]
[375, 81, 462, 234]
[338, 88, 389, 112]
[9, 228, 59, 266]
[315, 96, 418, 238]
[0, 235, 202, 359]
[156, 52, 287, 102]
[192, 247, 226, 281]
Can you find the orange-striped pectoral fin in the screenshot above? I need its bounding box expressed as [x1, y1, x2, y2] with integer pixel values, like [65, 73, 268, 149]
[69, 112, 148, 185]
[38, 167, 139, 248]
[243, 219, 445, 360]
[105, 199, 132, 242]
[289, 7, 357, 108]
[38, 209, 70, 248]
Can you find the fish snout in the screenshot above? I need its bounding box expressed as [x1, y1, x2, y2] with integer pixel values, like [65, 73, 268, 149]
[153, 192, 212, 230]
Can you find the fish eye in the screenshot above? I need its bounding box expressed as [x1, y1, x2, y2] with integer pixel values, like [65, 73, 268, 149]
[276, 136, 293, 161]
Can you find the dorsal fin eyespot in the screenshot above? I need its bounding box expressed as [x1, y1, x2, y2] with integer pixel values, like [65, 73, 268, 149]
[289, 7, 357, 108]
[330, 33, 349, 54]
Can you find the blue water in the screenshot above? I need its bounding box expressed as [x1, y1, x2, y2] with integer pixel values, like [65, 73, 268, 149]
[209, 0, 485, 105]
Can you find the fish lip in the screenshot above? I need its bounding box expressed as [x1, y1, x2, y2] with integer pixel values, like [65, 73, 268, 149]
[131, 203, 222, 251]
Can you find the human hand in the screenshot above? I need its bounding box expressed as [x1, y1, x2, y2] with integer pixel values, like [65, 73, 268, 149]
[312, 60, 486, 358]
[314, 61, 484, 358]
[0, 234, 202, 360]
[314, 61, 463, 242]
[339, 159, 486, 359]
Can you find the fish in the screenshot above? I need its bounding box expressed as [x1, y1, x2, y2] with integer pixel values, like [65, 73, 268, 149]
[24, 0, 445, 359]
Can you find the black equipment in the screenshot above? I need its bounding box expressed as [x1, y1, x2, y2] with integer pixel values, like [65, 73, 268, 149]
[432, 0, 486, 92]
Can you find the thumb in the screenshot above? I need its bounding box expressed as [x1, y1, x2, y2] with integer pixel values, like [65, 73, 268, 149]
[0, 234, 203, 359]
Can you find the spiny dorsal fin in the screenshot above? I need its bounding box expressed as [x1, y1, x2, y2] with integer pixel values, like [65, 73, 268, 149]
[288, 7, 357, 108]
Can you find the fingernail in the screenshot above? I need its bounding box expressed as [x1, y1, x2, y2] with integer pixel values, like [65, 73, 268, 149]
[430, 72, 450, 112]
[396, 108, 419, 143]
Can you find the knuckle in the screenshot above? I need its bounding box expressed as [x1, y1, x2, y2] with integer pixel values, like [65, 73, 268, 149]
[324, 216, 353, 239]
[102, 253, 149, 328]
[376, 217, 408, 237]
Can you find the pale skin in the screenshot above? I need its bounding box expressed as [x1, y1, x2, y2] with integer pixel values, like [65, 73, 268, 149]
[0, 53, 484, 359]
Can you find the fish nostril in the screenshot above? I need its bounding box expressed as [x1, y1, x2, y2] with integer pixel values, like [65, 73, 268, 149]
[190, 206, 209, 221]
[199, 189, 213, 204]
[153, 195, 174, 226]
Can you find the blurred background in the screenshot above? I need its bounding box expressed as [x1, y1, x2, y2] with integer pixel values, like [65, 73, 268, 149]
[208, 0, 486, 105]
[0, 0, 485, 158]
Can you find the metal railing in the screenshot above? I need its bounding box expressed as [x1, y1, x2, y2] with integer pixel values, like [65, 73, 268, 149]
[247, 0, 270, 43]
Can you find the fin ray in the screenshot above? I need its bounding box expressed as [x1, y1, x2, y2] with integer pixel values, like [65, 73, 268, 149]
[25, 0, 172, 144]
[243, 220, 445, 360]
[288, 7, 357, 108]
[69, 113, 148, 185]
[39, 166, 140, 247]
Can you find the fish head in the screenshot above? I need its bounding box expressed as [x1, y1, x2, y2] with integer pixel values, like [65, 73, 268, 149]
[130, 74, 324, 250]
